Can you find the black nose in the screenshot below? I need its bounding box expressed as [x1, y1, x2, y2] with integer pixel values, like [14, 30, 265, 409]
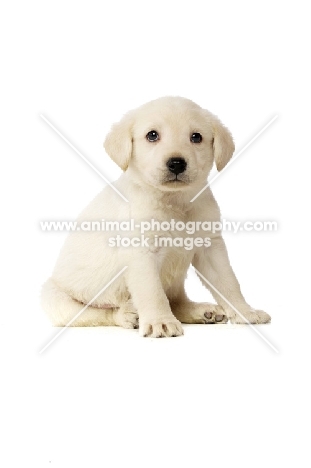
[166, 157, 187, 175]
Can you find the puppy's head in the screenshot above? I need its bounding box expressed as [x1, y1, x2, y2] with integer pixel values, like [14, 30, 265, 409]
[104, 97, 234, 191]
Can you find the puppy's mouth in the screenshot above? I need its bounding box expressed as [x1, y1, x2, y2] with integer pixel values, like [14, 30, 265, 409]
[156, 164, 196, 190]
[161, 174, 191, 187]
[161, 157, 192, 186]
[166, 175, 187, 183]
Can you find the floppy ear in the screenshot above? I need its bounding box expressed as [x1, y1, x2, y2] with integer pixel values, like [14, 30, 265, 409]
[104, 115, 133, 171]
[212, 116, 235, 171]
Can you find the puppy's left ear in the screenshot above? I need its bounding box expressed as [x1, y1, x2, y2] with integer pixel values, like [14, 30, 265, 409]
[104, 114, 133, 171]
[212, 116, 235, 171]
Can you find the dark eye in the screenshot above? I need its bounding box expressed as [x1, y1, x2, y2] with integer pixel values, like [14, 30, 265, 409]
[146, 130, 159, 142]
[191, 132, 202, 143]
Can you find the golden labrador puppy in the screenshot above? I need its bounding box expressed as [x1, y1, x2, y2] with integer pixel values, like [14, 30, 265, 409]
[41, 96, 271, 337]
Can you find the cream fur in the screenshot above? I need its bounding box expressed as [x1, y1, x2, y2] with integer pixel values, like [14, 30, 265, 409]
[41, 96, 271, 337]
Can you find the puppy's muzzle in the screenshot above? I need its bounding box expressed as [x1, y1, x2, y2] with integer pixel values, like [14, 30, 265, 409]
[166, 157, 187, 175]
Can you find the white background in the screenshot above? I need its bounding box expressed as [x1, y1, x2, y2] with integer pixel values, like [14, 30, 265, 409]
[1, 1, 310, 467]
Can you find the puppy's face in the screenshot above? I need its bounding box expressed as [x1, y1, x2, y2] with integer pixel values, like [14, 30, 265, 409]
[104, 97, 234, 191]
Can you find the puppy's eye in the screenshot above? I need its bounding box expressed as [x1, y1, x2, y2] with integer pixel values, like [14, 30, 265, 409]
[190, 132, 202, 143]
[146, 130, 159, 142]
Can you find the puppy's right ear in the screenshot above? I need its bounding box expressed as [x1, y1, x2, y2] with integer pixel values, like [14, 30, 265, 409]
[211, 115, 235, 171]
[104, 115, 132, 171]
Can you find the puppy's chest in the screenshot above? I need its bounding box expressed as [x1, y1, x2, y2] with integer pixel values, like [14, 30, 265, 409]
[130, 205, 189, 241]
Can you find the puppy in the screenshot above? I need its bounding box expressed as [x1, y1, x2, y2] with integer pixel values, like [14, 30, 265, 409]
[41, 96, 271, 337]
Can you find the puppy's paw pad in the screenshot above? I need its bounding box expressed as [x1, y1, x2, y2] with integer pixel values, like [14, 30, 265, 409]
[215, 313, 227, 323]
[203, 305, 228, 324]
[176, 303, 227, 324]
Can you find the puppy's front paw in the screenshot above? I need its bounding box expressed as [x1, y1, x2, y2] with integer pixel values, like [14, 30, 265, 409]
[230, 309, 271, 324]
[140, 318, 184, 338]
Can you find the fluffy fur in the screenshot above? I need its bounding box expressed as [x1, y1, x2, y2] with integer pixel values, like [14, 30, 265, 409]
[41, 96, 271, 337]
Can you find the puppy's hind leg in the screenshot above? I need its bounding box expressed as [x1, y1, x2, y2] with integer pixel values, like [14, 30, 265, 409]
[171, 300, 227, 324]
[113, 299, 139, 329]
[41, 278, 138, 328]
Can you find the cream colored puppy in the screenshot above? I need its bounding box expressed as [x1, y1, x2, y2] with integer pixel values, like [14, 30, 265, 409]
[41, 96, 271, 337]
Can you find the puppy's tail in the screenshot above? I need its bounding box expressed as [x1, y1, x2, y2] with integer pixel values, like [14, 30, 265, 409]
[41, 278, 116, 327]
